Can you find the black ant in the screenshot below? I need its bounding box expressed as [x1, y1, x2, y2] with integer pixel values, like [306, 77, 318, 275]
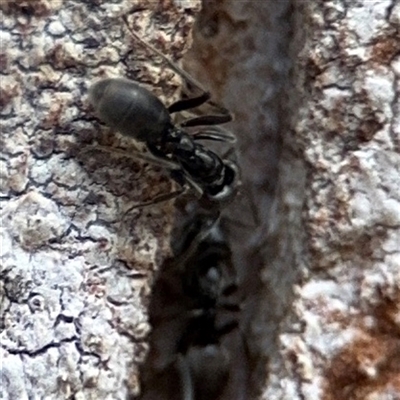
[87, 17, 239, 209]
[176, 223, 240, 400]
[138, 213, 240, 400]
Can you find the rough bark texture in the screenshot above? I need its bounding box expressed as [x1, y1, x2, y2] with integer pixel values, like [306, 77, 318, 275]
[185, 0, 400, 399]
[282, 2, 400, 399]
[0, 1, 199, 399]
[2, 0, 400, 399]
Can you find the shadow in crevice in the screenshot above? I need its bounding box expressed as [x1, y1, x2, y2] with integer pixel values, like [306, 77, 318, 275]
[182, 0, 302, 398]
[136, 206, 251, 400]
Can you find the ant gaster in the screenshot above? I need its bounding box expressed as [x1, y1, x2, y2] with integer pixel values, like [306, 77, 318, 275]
[88, 18, 239, 208]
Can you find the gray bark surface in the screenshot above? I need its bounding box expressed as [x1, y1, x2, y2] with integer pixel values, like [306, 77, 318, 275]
[0, 1, 198, 399]
[2, 0, 400, 399]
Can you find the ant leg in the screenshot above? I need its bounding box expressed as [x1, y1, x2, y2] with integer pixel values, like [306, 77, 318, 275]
[123, 16, 232, 117]
[174, 210, 221, 270]
[122, 16, 208, 96]
[82, 144, 180, 170]
[180, 113, 233, 128]
[219, 301, 241, 313]
[122, 16, 231, 122]
[221, 282, 239, 297]
[123, 171, 208, 214]
[170, 94, 233, 120]
[123, 187, 188, 214]
[168, 92, 211, 114]
[215, 320, 239, 337]
[178, 172, 206, 199]
[192, 127, 236, 143]
[176, 355, 194, 400]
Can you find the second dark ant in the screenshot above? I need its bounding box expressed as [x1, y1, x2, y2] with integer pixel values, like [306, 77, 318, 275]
[87, 17, 239, 210]
[176, 222, 240, 400]
[138, 212, 241, 400]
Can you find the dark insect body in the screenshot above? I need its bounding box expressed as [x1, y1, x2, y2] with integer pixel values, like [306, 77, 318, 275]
[176, 225, 240, 400]
[138, 214, 241, 400]
[88, 19, 238, 209]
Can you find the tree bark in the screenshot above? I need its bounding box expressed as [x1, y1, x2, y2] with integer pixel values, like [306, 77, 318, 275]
[185, 0, 400, 399]
[0, 1, 199, 399]
[3, 0, 399, 399]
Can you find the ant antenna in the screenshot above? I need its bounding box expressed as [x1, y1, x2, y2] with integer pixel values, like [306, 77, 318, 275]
[122, 16, 208, 96]
[122, 16, 232, 120]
